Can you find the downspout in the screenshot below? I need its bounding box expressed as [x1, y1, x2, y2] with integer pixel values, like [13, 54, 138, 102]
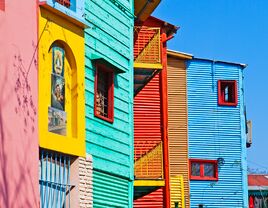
[160, 32, 171, 208]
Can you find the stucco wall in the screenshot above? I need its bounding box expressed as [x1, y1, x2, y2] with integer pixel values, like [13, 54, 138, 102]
[0, 1, 39, 207]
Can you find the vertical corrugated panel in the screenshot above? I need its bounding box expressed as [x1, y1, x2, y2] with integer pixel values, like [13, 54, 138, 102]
[134, 188, 164, 208]
[93, 170, 130, 208]
[167, 57, 190, 208]
[134, 74, 162, 158]
[187, 59, 247, 207]
[170, 175, 185, 208]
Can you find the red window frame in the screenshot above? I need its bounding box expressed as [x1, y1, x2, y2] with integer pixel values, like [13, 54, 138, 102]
[94, 63, 114, 123]
[56, 0, 71, 8]
[189, 159, 218, 181]
[218, 80, 238, 106]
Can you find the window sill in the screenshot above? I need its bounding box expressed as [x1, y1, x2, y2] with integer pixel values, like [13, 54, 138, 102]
[94, 113, 114, 124]
[190, 177, 218, 181]
[218, 101, 237, 106]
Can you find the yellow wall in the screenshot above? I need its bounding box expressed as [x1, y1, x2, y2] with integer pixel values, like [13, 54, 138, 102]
[38, 7, 85, 157]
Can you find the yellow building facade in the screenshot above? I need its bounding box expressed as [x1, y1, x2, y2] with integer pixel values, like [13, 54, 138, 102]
[38, 6, 85, 157]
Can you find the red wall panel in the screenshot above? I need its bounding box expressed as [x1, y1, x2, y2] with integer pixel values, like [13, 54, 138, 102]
[134, 188, 164, 208]
[134, 74, 162, 159]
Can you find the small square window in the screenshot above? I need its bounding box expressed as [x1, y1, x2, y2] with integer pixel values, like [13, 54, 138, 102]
[218, 80, 237, 106]
[189, 159, 218, 181]
[94, 64, 114, 123]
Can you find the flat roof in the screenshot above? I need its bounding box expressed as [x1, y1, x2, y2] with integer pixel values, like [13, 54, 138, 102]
[167, 49, 247, 69]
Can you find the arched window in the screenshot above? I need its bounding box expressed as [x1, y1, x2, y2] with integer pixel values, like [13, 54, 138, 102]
[48, 41, 78, 138]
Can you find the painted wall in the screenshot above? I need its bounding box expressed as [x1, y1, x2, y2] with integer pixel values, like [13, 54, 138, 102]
[167, 56, 190, 208]
[0, 1, 39, 206]
[38, 6, 85, 157]
[134, 74, 164, 207]
[187, 59, 248, 208]
[84, 0, 134, 207]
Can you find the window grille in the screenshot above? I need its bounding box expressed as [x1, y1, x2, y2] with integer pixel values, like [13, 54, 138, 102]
[39, 150, 74, 208]
[94, 64, 114, 123]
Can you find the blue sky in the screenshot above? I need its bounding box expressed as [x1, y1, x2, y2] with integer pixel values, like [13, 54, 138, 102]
[153, 0, 268, 171]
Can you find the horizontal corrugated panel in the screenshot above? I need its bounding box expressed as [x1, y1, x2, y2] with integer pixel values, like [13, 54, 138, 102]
[170, 175, 185, 208]
[187, 59, 246, 207]
[134, 74, 162, 157]
[93, 170, 131, 208]
[134, 188, 163, 208]
[167, 57, 190, 208]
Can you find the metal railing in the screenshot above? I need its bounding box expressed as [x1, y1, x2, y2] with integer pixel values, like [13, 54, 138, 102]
[39, 150, 74, 208]
[134, 26, 161, 65]
[134, 141, 163, 179]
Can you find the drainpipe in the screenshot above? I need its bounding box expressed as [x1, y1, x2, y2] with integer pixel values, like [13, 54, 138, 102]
[160, 32, 171, 208]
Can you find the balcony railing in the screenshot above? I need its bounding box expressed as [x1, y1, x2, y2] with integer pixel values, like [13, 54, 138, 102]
[134, 141, 163, 179]
[134, 26, 161, 66]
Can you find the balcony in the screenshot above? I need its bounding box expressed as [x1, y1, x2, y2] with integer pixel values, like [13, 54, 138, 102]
[134, 26, 162, 96]
[134, 141, 164, 199]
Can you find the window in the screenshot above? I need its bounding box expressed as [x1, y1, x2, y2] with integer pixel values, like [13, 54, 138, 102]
[218, 80, 237, 106]
[189, 159, 218, 181]
[39, 149, 75, 208]
[0, 0, 4, 11]
[94, 64, 114, 123]
[56, 0, 71, 8]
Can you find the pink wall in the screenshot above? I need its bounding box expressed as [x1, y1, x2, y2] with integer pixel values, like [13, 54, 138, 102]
[0, 1, 39, 207]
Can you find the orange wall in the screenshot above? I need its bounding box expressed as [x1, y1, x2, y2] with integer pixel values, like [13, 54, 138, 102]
[167, 56, 190, 208]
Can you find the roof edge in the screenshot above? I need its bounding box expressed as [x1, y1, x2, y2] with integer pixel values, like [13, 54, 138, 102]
[167, 49, 193, 60]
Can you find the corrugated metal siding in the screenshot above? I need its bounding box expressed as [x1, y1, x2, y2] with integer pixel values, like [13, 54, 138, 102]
[134, 74, 162, 157]
[134, 188, 164, 208]
[93, 170, 131, 208]
[167, 57, 190, 208]
[187, 59, 247, 208]
[170, 175, 185, 208]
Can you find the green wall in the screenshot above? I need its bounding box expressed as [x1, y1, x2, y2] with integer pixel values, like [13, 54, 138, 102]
[84, 0, 134, 207]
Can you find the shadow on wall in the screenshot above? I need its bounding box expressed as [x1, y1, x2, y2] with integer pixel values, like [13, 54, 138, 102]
[0, 44, 39, 207]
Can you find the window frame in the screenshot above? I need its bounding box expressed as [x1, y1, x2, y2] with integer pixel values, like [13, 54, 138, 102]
[94, 63, 114, 123]
[218, 80, 238, 106]
[189, 159, 218, 181]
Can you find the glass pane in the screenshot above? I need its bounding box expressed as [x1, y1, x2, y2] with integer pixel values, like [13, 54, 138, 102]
[96, 69, 109, 117]
[204, 163, 215, 177]
[191, 163, 200, 176]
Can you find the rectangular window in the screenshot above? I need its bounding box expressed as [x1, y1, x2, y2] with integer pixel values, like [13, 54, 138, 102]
[39, 150, 75, 208]
[218, 80, 237, 106]
[55, 0, 71, 8]
[0, 0, 5, 11]
[189, 159, 218, 181]
[94, 64, 114, 123]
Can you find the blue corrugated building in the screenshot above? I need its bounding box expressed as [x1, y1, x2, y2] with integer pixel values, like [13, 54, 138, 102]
[187, 58, 248, 208]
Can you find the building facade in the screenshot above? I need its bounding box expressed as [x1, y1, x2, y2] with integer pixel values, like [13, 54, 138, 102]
[0, 1, 39, 206]
[167, 50, 193, 208]
[84, 0, 135, 207]
[187, 58, 248, 208]
[133, 17, 177, 208]
[38, 0, 93, 207]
